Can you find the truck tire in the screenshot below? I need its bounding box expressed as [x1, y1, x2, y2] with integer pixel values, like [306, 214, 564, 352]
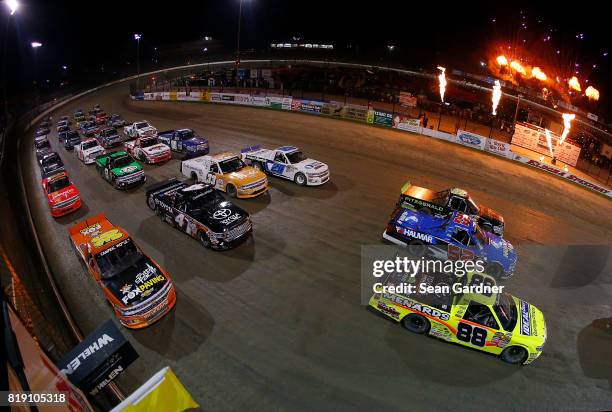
[190, 172, 198, 182]
[401, 314, 430, 334]
[147, 195, 156, 211]
[294, 173, 307, 186]
[199, 232, 212, 249]
[226, 184, 237, 198]
[486, 262, 504, 279]
[500, 346, 527, 365]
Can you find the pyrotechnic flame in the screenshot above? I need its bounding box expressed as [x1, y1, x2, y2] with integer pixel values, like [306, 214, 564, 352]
[491, 80, 502, 115]
[509, 61, 527, 76]
[544, 129, 555, 158]
[585, 85, 600, 101]
[531, 67, 547, 81]
[496, 55, 508, 66]
[568, 76, 581, 92]
[559, 113, 575, 145]
[437, 66, 447, 102]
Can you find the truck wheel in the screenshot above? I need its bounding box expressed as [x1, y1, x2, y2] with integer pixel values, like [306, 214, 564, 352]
[147, 195, 156, 211]
[190, 172, 198, 182]
[407, 239, 427, 257]
[199, 232, 212, 249]
[486, 262, 504, 279]
[401, 314, 430, 334]
[294, 173, 307, 186]
[226, 184, 237, 198]
[500, 346, 527, 365]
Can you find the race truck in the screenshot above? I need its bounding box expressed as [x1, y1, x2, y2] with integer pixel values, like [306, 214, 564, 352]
[74, 137, 106, 164]
[39, 152, 65, 178]
[96, 127, 122, 148]
[146, 179, 253, 250]
[35, 128, 49, 138]
[124, 120, 157, 139]
[397, 182, 505, 235]
[383, 209, 516, 279]
[42, 171, 82, 217]
[78, 119, 96, 130]
[68, 214, 176, 328]
[60, 130, 81, 150]
[56, 120, 70, 131]
[94, 111, 109, 125]
[95, 151, 146, 189]
[157, 128, 209, 158]
[124, 135, 171, 164]
[369, 270, 546, 365]
[73, 109, 84, 119]
[106, 114, 126, 128]
[34, 135, 51, 161]
[57, 125, 71, 136]
[181, 152, 268, 198]
[240, 145, 330, 186]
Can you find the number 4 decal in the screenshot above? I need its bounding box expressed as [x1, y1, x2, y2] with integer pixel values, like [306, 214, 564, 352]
[456, 323, 487, 347]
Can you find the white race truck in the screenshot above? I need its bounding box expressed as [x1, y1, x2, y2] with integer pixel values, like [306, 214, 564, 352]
[240, 145, 330, 186]
[74, 138, 106, 165]
[124, 136, 171, 164]
[123, 120, 157, 139]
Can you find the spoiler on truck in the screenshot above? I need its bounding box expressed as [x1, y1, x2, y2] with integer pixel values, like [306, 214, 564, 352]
[240, 144, 261, 154]
[68, 213, 107, 238]
[400, 181, 411, 194]
[145, 178, 185, 198]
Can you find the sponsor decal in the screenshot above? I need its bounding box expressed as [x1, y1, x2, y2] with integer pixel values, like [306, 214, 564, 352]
[520, 301, 531, 335]
[120, 165, 138, 174]
[383, 293, 451, 321]
[402, 196, 445, 212]
[80, 223, 102, 236]
[212, 209, 232, 219]
[138, 274, 165, 292]
[491, 332, 512, 348]
[396, 226, 433, 243]
[135, 263, 158, 284]
[121, 284, 141, 305]
[91, 229, 124, 248]
[377, 301, 400, 319]
[459, 133, 481, 146]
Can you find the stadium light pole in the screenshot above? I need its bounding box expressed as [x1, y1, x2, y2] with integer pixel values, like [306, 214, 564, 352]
[31, 42, 42, 104]
[235, 0, 244, 68]
[2, 0, 19, 119]
[134, 33, 142, 90]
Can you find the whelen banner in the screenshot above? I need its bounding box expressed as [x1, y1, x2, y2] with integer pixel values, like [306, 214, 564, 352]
[57, 319, 139, 396]
[512, 122, 581, 166]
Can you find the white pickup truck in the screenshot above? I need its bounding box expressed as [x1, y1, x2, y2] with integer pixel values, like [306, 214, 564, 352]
[123, 120, 157, 139]
[240, 145, 330, 186]
[124, 136, 171, 164]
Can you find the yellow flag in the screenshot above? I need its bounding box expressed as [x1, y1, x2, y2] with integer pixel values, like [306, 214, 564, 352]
[116, 368, 199, 412]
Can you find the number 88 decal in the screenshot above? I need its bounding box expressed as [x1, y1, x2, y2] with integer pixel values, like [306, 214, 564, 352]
[456, 323, 487, 347]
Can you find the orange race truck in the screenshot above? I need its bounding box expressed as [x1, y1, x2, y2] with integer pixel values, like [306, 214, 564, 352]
[69, 214, 176, 329]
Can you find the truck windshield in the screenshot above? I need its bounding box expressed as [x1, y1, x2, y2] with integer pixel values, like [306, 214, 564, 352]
[140, 137, 158, 148]
[178, 130, 194, 140]
[286, 151, 306, 164]
[187, 190, 225, 212]
[42, 154, 61, 167]
[493, 293, 518, 331]
[82, 140, 97, 150]
[95, 238, 141, 279]
[113, 155, 133, 168]
[102, 129, 115, 137]
[219, 157, 245, 173]
[48, 176, 70, 193]
[135, 122, 150, 129]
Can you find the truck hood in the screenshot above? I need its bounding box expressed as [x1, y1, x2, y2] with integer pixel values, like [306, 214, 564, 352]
[482, 232, 517, 270]
[183, 137, 208, 147]
[48, 185, 79, 204]
[138, 126, 157, 137]
[513, 297, 547, 343]
[82, 146, 105, 157]
[111, 163, 142, 177]
[298, 159, 328, 172]
[191, 201, 249, 232]
[142, 143, 170, 156]
[226, 167, 266, 185]
[102, 255, 169, 307]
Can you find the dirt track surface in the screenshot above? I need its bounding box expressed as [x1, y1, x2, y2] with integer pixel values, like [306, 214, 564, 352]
[21, 82, 612, 411]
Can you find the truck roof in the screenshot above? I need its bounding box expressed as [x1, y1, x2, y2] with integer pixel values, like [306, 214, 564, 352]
[277, 145, 299, 153]
[400, 182, 439, 202]
[69, 213, 131, 255]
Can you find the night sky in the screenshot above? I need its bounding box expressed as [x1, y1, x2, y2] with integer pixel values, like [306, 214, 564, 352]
[1, 0, 609, 116]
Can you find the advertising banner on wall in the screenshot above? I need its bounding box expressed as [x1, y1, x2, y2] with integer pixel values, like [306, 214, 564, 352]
[291, 99, 324, 114]
[399, 92, 417, 108]
[393, 116, 421, 133]
[455, 130, 487, 150]
[512, 122, 580, 166]
[340, 105, 369, 122]
[485, 138, 512, 158]
[368, 109, 394, 127]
